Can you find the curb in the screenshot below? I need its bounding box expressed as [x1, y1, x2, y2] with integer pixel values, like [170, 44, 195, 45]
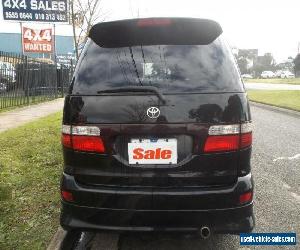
[47, 229, 120, 249]
[250, 101, 300, 118]
[47, 227, 67, 250]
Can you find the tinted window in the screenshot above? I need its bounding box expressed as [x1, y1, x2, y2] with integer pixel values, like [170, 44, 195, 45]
[72, 37, 244, 94]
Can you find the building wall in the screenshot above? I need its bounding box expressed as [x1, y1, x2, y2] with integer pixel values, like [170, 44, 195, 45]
[0, 32, 74, 58]
[0, 33, 20, 53]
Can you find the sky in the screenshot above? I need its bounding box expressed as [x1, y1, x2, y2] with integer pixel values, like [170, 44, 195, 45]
[100, 0, 300, 62]
[0, 0, 300, 62]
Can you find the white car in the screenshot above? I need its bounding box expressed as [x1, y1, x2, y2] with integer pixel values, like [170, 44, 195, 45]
[275, 70, 283, 78]
[261, 71, 275, 78]
[241, 74, 253, 79]
[0, 82, 7, 93]
[0, 61, 16, 83]
[280, 71, 295, 79]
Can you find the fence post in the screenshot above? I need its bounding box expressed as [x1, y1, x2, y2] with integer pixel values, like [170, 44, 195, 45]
[55, 60, 58, 99]
[25, 56, 29, 105]
[61, 65, 64, 97]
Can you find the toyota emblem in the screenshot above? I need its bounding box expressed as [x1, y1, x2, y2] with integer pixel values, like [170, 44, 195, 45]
[147, 107, 160, 119]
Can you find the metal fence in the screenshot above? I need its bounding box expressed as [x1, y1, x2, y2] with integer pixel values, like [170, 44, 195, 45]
[0, 51, 75, 110]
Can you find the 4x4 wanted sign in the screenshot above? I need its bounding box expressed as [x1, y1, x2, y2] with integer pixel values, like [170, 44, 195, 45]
[22, 26, 53, 53]
[2, 0, 68, 22]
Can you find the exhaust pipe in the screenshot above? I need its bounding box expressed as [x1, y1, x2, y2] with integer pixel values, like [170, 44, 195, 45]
[199, 226, 211, 239]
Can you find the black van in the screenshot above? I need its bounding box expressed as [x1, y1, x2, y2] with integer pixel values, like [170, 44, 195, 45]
[60, 18, 254, 237]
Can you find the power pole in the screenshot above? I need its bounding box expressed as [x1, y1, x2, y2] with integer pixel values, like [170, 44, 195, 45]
[70, 0, 79, 59]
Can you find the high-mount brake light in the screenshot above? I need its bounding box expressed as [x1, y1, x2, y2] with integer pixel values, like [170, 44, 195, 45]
[137, 18, 172, 27]
[204, 123, 252, 153]
[61, 125, 105, 153]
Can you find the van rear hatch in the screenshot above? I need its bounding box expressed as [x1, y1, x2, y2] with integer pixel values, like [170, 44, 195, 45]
[63, 18, 250, 188]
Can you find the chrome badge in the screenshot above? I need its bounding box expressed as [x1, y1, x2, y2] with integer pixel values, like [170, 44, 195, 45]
[147, 107, 160, 119]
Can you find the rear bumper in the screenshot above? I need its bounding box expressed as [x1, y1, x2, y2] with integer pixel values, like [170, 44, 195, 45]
[60, 173, 255, 234]
[61, 202, 254, 234]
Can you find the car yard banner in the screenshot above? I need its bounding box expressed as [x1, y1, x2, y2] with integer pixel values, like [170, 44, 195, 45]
[22, 26, 53, 53]
[2, 0, 68, 22]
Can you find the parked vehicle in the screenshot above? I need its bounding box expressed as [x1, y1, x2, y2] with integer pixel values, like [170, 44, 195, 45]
[275, 70, 283, 78]
[261, 71, 275, 78]
[241, 74, 253, 79]
[280, 71, 295, 78]
[0, 61, 16, 85]
[60, 18, 254, 237]
[0, 82, 7, 93]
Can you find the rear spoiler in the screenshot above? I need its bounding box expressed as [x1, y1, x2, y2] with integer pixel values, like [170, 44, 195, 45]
[89, 17, 223, 48]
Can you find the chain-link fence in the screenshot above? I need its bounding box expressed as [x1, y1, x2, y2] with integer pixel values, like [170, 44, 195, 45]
[0, 51, 75, 110]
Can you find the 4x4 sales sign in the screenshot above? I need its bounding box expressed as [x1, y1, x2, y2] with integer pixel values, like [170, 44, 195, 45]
[22, 26, 53, 53]
[2, 0, 68, 22]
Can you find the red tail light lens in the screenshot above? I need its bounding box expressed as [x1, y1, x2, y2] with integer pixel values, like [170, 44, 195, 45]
[204, 135, 239, 153]
[241, 132, 252, 148]
[61, 190, 74, 202]
[62, 134, 72, 148]
[204, 123, 252, 153]
[72, 135, 105, 153]
[239, 191, 253, 204]
[61, 125, 105, 153]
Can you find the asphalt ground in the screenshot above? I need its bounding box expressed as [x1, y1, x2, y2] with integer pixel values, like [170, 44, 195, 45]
[59, 104, 300, 250]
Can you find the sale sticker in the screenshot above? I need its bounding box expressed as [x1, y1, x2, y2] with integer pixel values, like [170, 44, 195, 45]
[22, 26, 53, 53]
[128, 139, 178, 165]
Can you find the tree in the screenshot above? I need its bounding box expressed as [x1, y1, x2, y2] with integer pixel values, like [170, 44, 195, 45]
[69, 0, 108, 59]
[236, 49, 258, 75]
[253, 53, 276, 77]
[237, 57, 248, 74]
[294, 54, 300, 77]
[258, 53, 276, 68]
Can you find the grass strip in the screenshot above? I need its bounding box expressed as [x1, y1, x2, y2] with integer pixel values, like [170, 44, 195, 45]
[247, 90, 300, 112]
[244, 78, 300, 85]
[0, 112, 63, 250]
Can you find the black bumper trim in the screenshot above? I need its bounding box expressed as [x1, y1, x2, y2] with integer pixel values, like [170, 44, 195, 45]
[61, 202, 255, 234]
[60, 172, 254, 233]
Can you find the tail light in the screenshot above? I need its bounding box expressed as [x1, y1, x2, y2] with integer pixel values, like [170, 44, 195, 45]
[204, 123, 252, 153]
[204, 135, 240, 152]
[239, 191, 253, 204]
[61, 190, 74, 202]
[61, 125, 105, 153]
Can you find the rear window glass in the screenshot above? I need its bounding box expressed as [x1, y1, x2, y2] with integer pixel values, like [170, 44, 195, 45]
[72, 37, 244, 94]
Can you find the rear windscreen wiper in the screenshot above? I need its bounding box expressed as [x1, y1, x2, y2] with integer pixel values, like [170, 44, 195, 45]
[97, 86, 166, 104]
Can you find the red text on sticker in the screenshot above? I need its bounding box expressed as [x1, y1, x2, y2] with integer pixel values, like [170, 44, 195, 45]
[133, 148, 172, 160]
